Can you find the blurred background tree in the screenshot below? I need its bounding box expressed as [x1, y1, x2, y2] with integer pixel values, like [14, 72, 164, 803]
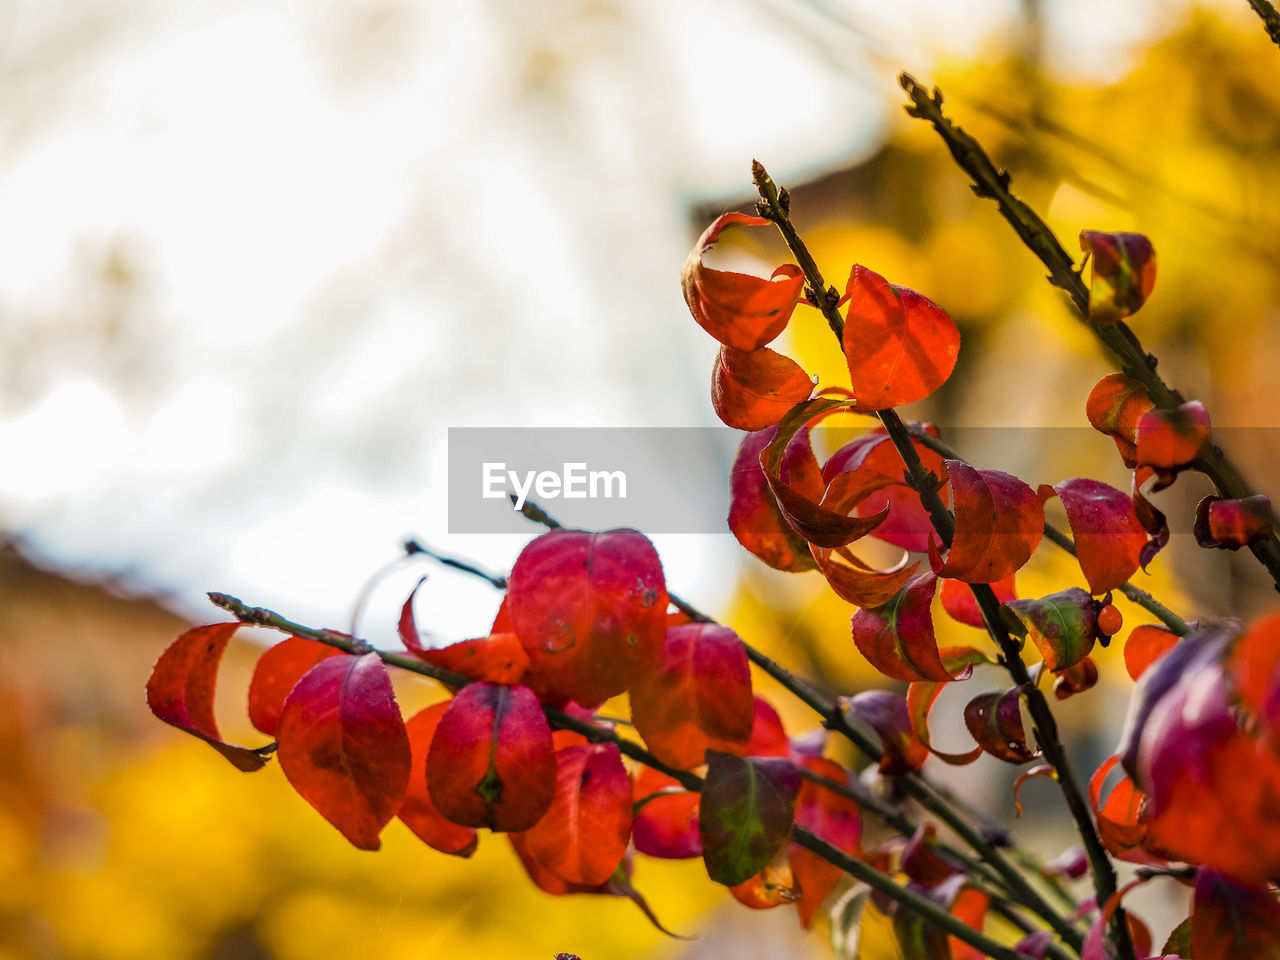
[2, 1, 1278, 957]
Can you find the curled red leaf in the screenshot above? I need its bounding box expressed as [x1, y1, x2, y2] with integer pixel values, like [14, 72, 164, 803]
[901, 823, 954, 887]
[930, 461, 1043, 584]
[426, 682, 556, 832]
[277, 652, 412, 849]
[147, 622, 270, 772]
[1051, 656, 1099, 700]
[761, 397, 890, 548]
[1012, 763, 1055, 816]
[1039, 478, 1146, 594]
[842, 265, 961, 412]
[906, 645, 991, 766]
[398, 578, 531, 685]
[840, 690, 928, 775]
[1079, 230, 1156, 324]
[508, 529, 668, 708]
[629, 622, 754, 770]
[712, 344, 814, 431]
[1194, 494, 1274, 551]
[682, 213, 804, 351]
[1135, 401, 1210, 477]
[963, 686, 1039, 764]
[850, 573, 953, 682]
[1087, 374, 1153, 467]
[728, 424, 821, 573]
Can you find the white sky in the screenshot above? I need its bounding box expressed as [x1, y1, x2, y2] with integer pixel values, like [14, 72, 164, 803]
[0, 0, 1220, 642]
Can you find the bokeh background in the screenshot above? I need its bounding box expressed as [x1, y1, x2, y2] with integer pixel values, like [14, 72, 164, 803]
[3, 0, 1280, 957]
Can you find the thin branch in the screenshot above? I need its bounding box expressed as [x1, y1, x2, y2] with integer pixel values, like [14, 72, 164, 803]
[1247, 0, 1280, 49]
[907, 427, 1191, 636]
[898, 72, 1280, 594]
[752, 161, 1120, 958]
[208, 591, 1042, 960]
[404, 538, 508, 590]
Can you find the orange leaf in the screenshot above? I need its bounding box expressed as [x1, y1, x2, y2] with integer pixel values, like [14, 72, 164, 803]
[682, 213, 804, 351]
[842, 265, 961, 411]
[712, 345, 813, 431]
[1086, 373, 1153, 467]
[1123, 625, 1178, 682]
[930, 461, 1043, 584]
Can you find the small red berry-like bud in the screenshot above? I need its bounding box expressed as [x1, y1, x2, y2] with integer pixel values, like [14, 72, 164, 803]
[1097, 604, 1123, 638]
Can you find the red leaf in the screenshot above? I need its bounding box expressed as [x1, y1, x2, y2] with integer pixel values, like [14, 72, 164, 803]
[1079, 230, 1156, 324]
[810, 542, 920, 609]
[426, 682, 556, 832]
[840, 690, 928, 775]
[248, 636, 344, 737]
[761, 397, 891, 548]
[1227, 610, 1280, 729]
[147, 622, 270, 772]
[1087, 756, 1153, 863]
[1194, 494, 1274, 551]
[841, 265, 961, 412]
[1012, 763, 1055, 816]
[906, 645, 990, 766]
[739, 696, 792, 758]
[1135, 401, 1210, 473]
[629, 623, 753, 770]
[508, 831, 596, 896]
[901, 823, 954, 887]
[789, 756, 862, 928]
[963, 686, 1039, 764]
[1191, 869, 1280, 960]
[398, 702, 478, 857]
[728, 426, 821, 573]
[682, 213, 804, 351]
[822, 426, 948, 553]
[1082, 879, 1146, 960]
[1052, 656, 1099, 700]
[632, 766, 700, 858]
[508, 529, 668, 708]
[1087, 374, 1153, 467]
[930, 461, 1043, 584]
[399, 578, 531, 685]
[1124, 625, 1178, 682]
[850, 573, 954, 682]
[522, 743, 632, 886]
[940, 574, 1016, 628]
[712, 345, 813, 431]
[276, 652, 411, 849]
[1040, 478, 1146, 594]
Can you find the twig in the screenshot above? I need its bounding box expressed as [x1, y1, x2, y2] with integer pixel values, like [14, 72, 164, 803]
[208, 591, 1040, 960]
[898, 72, 1280, 594]
[753, 161, 1121, 959]
[1247, 0, 1280, 48]
[404, 538, 508, 590]
[907, 427, 1191, 636]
